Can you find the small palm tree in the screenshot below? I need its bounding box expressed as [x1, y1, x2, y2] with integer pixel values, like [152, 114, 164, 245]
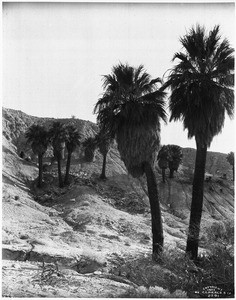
[226, 152, 234, 181]
[49, 121, 67, 188]
[83, 137, 97, 162]
[157, 145, 170, 183]
[25, 124, 49, 188]
[95, 129, 113, 180]
[64, 124, 81, 185]
[94, 63, 167, 258]
[165, 25, 234, 260]
[168, 145, 183, 178]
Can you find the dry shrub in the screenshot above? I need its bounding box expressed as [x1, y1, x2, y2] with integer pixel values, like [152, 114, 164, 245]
[120, 285, 187, 298]
[114, 220, 234, 297]
[80, 248, 106, 266]
[206, 220, 234, 245]
[198, 220, 234, 293]
[162, 227, 233, 294]
[160, 221, 234, 296]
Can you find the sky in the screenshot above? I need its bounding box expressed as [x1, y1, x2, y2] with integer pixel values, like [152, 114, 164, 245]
[2, 1, 235, 153]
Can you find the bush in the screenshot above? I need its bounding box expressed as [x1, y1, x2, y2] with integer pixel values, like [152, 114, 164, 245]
[159, 249, 202, 294]
[160, 221, 234, 296]
[112, 220, 234, 297]
[206, 220, 234, 245]
[196, 245, 234, 293]
[120, 285, 187, 298]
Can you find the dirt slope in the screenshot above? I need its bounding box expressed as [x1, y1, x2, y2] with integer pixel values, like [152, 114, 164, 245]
[2, 107, 234, 297]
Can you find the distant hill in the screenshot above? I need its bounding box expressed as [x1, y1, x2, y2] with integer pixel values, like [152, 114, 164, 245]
[182, 147, 233, 180]
[2, 107, 98, 159]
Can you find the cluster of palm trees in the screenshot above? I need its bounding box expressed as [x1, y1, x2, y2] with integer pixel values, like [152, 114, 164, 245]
[83, 129, 113, 179]
[94, 25, 234, 261]
[26, 120, 113, 188]
[25, 121, 81, 188]
[25, 124, 49, 188]
[82, 136, 97, 162]
[94, 129, 113, 179]
[157, 144, 183, 182]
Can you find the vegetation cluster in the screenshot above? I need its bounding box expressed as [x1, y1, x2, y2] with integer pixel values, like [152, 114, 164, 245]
[26, 121, 81, 188]
[116, 221, 234, 298]
[157, 144, 183, 182]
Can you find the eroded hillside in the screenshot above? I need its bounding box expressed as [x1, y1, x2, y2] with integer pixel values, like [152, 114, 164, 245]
[2, 108, 234, 297]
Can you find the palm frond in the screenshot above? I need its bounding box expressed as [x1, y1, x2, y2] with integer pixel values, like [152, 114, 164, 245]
[64, 124, 81, 152]
[25, 124, 49, 154]
[167, 24, 234, 146]
[94, 62, 168, 174]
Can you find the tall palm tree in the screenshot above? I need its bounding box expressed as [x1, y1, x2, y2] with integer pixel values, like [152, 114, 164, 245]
[157, 145, 170, 183]
[95, 129, 113, 180]
[64, 124, 81, 185]
[226, 151, 234, 181]
[165, 25, 234, 260]
[25, 124, 49, 188]
[49, 121, 67, 188]
[83, 137, 97, 162]
[168, 145, 183, 178]
[94, 63, 167, 258]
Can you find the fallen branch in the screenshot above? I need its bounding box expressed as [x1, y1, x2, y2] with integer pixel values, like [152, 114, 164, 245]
[96, 273, 138, 288]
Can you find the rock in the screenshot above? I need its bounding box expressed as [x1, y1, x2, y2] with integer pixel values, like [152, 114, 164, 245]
[94, 270, 102, 275]
[61, 269, 80, 276]
[100, 233, 120, 241]
[45, 219, 57, 225]
[11, 263, 21, 269]
[138, 208, 145, 214]
[87, 229, 96, 234]
[19, 234, 29, 240]
[2, 248, 26, 261]
[74, 259, 103, 274]
[80, 201, 90, 207]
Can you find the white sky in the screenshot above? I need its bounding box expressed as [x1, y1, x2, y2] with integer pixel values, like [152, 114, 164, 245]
[2, 2, 235, 153]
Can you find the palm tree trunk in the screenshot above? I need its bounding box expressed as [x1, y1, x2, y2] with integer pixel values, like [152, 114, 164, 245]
[38, 154, 43, 188]
[100, 152, 107, 180]
[169, 168, 174, 178]
[186, 141, 207, 260]
[162, 168, 166, 183]
[85, 148, 95, 162]
[57, 155, 64, 188]
[64, 151, 72, 185]
[233, 165, 234, 182]
[144, 162, 164, 259]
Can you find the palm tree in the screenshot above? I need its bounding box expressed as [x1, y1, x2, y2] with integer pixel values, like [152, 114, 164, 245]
[64, 124, 81, 185]
[157, 145, 170, 183]
[25, 124, 49, 188]
[49, 121, 67, 188]
[94, 63, 167, 258]
[165, 25, 234, 260]
[168, 145, 183, 178]
[95, 129, 113, 180]
[226, 152, 234, 181]
[83, 137, 97, 162]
